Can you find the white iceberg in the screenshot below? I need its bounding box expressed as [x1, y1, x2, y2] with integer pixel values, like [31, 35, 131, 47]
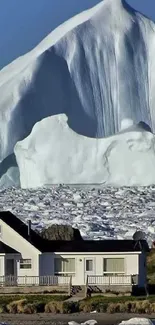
[15, 115, 155, 188]
[1, 0, 155, 187]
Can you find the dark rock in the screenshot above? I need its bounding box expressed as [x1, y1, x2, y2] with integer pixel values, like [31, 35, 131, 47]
[40, 224, 83, 241]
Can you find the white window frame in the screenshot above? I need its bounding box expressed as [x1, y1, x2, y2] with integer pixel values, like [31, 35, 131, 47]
[54, 258, 75, 276]
[103, 258, 125, 276]
[20, 259, 32, 269]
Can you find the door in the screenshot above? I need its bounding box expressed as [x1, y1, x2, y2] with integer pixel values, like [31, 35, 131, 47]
[84, 258, 95, 284]
[6, 259, 14, 276]
[5, 259, 15, 286]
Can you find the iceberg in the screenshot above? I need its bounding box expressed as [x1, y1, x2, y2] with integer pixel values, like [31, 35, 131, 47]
[1, 0, 155, 187]
[15, 114, 155, 188]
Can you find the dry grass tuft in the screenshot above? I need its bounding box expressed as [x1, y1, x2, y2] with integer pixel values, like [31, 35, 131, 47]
[7, 299, 27, 314]
[44, 301, 64, 313]
[79, 301, 94, 313]
[23, 303, 37, 314]
[106, 303, 119, 313]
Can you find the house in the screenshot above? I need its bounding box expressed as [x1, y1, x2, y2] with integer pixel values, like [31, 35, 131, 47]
[0, 211, 149, 293]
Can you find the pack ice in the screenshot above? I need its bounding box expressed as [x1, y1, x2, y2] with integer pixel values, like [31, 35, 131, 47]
[1, 0, 155, 187]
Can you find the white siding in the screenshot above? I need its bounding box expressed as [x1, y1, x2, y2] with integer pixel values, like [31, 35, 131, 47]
[0, 255, 5, 276]
[40, 251, 143, 286]
[0, 220, 40, 277]
[40, 253, 84, 285]
[126, 254, 139, 275]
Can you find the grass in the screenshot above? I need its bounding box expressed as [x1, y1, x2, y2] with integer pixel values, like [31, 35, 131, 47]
[0, 295, 72, 314]
[0, 294, 68, 306]
[79, 296, 155, 314]
[2, 294, 155, 314]
[3, 298, 79, 314]
[83, 294, 155, 303]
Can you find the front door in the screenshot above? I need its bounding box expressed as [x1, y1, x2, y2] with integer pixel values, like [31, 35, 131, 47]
[84, 258, 95, 283]
[6, 259, 14, 276]
[5, 259, 15, 286]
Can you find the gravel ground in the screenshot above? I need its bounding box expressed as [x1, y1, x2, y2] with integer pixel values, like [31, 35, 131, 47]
[0, 313, 155, 325]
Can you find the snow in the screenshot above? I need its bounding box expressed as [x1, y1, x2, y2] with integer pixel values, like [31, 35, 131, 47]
[15, 114, 155, 188]
[69, 321, 97, 325]
[121, 119, 134, 131]
[0, 0, 154, 186]
[119, 318, 154, 325]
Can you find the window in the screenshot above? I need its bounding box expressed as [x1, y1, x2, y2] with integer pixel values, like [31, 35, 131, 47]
[20, 259, 32, 269]
[86, 259, 93, 271]
[103, 258, 124, 275]
[54, 258, 75, 276]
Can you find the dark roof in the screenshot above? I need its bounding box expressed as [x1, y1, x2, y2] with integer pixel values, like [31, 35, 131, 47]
[42, 239, 149, 253]
[0, 241, 19, 254]
[0, 211, 44, 252]
[0, 212, 149, 254]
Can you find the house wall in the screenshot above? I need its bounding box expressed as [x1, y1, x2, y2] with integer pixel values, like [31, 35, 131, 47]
[40, 253, 83, 285]
[0, 255, 5, 276]
[40, 252, 143, 286]
[0, 220, 40, 278]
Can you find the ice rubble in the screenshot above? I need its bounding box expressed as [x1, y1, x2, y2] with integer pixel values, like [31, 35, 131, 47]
[1, 184, 155, 243]
[15, 114, 155, 188]
[0, 0, 155, 186]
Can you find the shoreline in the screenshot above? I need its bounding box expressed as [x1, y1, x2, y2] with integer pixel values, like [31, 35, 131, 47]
[0, 313, 155, 325]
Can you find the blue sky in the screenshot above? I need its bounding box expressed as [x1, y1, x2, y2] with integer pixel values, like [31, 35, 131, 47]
[0, 0, 154, 69]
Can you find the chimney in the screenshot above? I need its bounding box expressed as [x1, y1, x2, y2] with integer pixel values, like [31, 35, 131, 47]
[28, 220, 31, 238]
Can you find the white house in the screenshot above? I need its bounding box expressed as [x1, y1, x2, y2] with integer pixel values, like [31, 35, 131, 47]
[0, 211, 149, 290]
